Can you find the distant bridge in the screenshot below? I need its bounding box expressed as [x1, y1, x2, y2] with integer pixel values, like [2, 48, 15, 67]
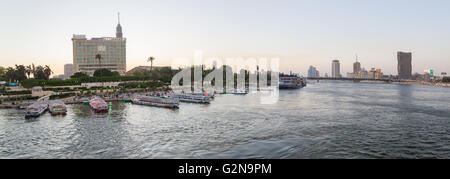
[306, 77, 404, 83]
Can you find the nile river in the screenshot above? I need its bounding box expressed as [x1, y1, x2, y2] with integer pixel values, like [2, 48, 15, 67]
[0, 82, 449, 159]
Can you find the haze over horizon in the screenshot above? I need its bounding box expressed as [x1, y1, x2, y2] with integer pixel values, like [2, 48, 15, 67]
[1, 0, 449, 76]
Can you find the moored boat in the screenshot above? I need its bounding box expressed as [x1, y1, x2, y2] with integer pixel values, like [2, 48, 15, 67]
[172, 94, 211, 104]
[279, 74, 306, 89]
[89, 96, 109, 112]
[49, 100, 67, 115]
[25, 101, 48, 118]
[132, 96, 179, 109]
[189, 91, 215, 99]
[231, 90, 248, 95]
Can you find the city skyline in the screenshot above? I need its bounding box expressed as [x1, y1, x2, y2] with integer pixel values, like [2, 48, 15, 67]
[1, 0, 450, 76]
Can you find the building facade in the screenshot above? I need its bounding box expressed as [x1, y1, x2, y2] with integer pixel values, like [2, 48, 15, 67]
[308, 66, 320, 77]
[368, 68, 376, 79]
[72, 16, 126, 76]
[64, 64, 73, 79]
[353, 61, 361, 74]
[397, 52, 412, 79]
[331, 59, 341, 78]
[357, 69, 369, 78]
[347, 72, 356, 78]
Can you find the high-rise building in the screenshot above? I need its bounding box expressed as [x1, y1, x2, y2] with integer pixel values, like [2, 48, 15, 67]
[353, 59, 361, 74]
[308, 66, 319, 77]
[397, 52, 412, 79]
[368, 68, 376, 79]
[331, 59, 341, 78]
[72, 14, 126, 76]
[64, 64, 73, 79]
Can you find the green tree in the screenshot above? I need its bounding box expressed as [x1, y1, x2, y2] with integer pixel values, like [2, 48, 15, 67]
[94, 69, 120, 77]
[95, 54, 103, 78]
[43, 65, 53, 80]
[0, 66, 6, 77]
[34, 65, 46, 80]
[5, 67, 16, 82]
[443, 77, 450, 83]
[133, 70, 143, 77]
[25, 65, 32, 79]
[14, 65, 27, 81]
[71, 72, 89, 78]
[31, 63, 37, 78]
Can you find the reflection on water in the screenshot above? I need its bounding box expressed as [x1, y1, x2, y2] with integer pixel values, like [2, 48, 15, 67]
[0, 82, 449, 159]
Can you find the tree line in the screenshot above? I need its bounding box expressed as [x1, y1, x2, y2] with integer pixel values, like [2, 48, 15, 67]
[0, 64, 53, 82]
[443, 77, 450, 83]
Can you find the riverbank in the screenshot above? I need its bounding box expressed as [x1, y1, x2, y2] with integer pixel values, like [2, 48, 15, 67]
[394, 81, 450, 87]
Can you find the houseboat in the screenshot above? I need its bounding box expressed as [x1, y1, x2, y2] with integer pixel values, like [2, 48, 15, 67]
[279, 73, 307, 89]
[172, 94, 211, 104]
[89, 96, 109, 112]
[189, 91, 215, 99]
[132, 96, 179, 109]
[231, 89, 248, 95]
[48, 100, 67, 115]
[25, 101, 48, 118]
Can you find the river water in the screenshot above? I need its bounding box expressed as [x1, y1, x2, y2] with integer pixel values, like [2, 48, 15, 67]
[0, 82, 449, 159]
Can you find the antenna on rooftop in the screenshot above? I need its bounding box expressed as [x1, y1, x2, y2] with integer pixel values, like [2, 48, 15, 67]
[118, 12, 120, 24]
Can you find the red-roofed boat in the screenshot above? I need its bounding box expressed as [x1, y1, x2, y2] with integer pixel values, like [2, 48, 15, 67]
[89, 96, 109, 112]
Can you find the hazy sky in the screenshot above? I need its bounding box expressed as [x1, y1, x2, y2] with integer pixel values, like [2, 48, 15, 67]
[1, 0, 450, 76]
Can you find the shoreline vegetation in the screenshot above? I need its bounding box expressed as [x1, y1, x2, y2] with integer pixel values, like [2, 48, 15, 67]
[0, 65, 267, 107]
[1, 64, 450, 107]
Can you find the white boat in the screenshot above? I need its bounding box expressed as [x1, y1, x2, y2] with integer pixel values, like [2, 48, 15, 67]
[49, 100, 67, 115]
[172, 94, 211, 104]
[132, 96, 179, 109]
[231, 90, 248, 95]
[188, 91, 215, 99]
[25, 101, 48, 118]
[279, 74, 306, 89]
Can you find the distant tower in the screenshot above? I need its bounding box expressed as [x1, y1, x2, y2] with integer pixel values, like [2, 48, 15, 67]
[308, 66, 318, 77]
[332, 59, 341, 78]
[116, 12, 123, 38]
[397, 52, 412, 79]
[353, 55, 361, 74]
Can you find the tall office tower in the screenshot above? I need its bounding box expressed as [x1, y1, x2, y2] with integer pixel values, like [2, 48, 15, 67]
[397, 52, 412, 79]
[64, 64, 74, 79]
[72, 14, 126, 76]
[353, 56, 361, 74]
[332, 59, 341, 78]
[308, 66, 318, 77]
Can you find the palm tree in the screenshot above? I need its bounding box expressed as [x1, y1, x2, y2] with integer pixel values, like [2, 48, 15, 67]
[31, 63, 36, 78]
[43, 65, 53, 80]
[95, 54, 104, 87]
[5, 67, 15, 82]
[95, 54, 103, 77]
[25, 65, 32, 79]
[147, 57, 155, 71]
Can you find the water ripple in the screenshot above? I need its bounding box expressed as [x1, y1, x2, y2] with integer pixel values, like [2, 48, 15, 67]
[0, 82, 449, 158]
